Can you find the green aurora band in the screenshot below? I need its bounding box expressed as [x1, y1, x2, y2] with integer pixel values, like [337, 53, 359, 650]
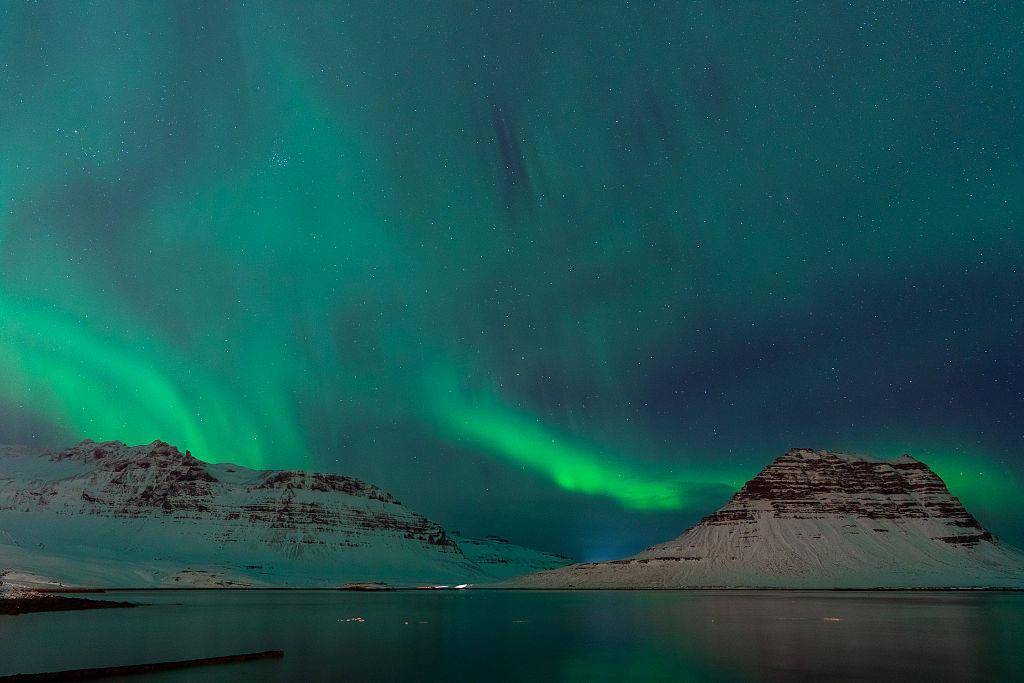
[430, 388, 745, 511]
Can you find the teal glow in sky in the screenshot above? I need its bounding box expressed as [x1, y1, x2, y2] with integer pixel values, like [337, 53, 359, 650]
[1, 2, 1022, 557]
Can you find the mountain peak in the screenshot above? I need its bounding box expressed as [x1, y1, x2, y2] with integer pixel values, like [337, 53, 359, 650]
[1, 439, 571, 588]
[782, 448, 892, 464]
[513, 447, 1024, 589]
[55, 439, 188, 464]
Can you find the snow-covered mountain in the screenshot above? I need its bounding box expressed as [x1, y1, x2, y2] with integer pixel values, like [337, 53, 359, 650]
[0, 440, 569, 588]
[513, 448, 1024, 589]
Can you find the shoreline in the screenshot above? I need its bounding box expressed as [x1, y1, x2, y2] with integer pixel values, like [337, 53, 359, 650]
[26, 585, 1024, 593]
[0, 595, 139, 616]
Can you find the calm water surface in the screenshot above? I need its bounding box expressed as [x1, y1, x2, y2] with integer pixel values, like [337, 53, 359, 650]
[1, 590, 1022, 681]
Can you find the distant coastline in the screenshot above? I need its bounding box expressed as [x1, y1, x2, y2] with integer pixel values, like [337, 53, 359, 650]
[0, 594, 138, 616]
[24, 586, 1024, 593]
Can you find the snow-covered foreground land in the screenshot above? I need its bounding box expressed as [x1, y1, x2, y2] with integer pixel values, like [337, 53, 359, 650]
[512, 449, 1024, 589]
[0, 440, 569, 589]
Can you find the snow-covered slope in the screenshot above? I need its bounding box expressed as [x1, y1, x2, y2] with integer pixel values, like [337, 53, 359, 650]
[453, 534, 570, 576]
[0, 440, 569, 588]
[513, 448, 1024, 589]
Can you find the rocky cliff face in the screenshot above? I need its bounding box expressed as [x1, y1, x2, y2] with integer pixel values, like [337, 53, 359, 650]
[0, 440, 568, 588]
[513, 448, 1024, 589]
[700, 449, 993, 546]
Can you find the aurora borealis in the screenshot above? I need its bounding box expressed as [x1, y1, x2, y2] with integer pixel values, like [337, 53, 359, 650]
[1, 2, 1022, 558]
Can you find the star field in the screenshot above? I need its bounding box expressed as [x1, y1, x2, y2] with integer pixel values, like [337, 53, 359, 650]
[0, 2, 1021, 558]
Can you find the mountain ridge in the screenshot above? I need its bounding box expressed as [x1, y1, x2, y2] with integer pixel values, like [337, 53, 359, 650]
[0, 439, 569, 589]
[511, 448, 1024, 589]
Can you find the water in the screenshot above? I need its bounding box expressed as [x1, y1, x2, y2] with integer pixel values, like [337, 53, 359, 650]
[2, 590, 1022, 681]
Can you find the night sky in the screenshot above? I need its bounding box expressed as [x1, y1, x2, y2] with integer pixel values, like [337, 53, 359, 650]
[1, 2, 1022, 560]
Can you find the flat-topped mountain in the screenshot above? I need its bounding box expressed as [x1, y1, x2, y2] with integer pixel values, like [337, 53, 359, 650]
[0, 440, 569, 588]
[513, 448, 1024, 589]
